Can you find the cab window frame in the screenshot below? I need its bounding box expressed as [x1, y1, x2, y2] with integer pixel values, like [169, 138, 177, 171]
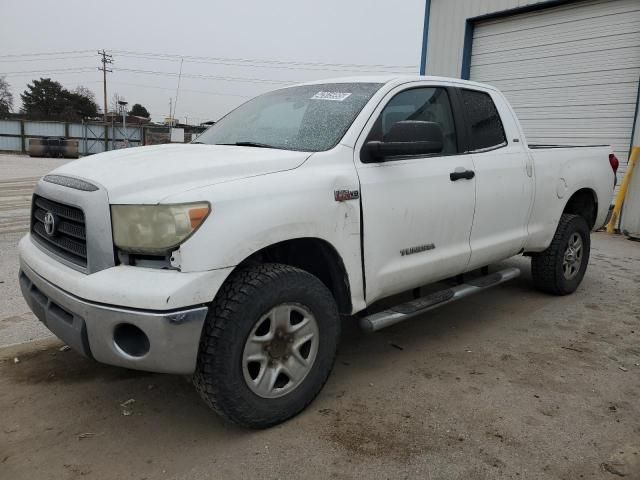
[359, 85, 466, 163]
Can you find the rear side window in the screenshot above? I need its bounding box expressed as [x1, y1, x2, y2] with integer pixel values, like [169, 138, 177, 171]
[460, 89, 506, 151]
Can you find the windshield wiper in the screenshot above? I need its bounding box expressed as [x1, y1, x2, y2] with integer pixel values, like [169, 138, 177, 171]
[218, 141, 277, 149]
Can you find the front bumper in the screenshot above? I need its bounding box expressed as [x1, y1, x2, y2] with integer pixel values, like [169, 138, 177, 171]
[20, 262, 208, 374]
[19, 234, 233, 311]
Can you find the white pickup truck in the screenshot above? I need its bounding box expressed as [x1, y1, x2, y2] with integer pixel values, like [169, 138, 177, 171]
[19, 76, 617, 428]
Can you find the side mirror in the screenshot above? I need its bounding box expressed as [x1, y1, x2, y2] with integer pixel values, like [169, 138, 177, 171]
[365, 120, 444, 161]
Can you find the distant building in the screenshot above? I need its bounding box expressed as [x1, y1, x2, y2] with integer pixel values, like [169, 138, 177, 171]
[164, 117, 178, 127]
[105, 112, 151, 125]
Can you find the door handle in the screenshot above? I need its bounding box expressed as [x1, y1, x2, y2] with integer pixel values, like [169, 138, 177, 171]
[450, 169, 475, 181]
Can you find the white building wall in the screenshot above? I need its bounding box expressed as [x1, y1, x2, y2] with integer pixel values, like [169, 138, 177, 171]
[620, 121, 640, 236]
[424, 0, 640, 205]
[425, 0, 559, 78]
[468, 0, 640, 181]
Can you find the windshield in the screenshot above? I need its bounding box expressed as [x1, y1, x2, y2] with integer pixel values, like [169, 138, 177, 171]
[195, 82, 383, 152]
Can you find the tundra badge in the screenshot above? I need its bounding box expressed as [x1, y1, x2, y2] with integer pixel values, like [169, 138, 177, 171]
[400, 243, 435, 256]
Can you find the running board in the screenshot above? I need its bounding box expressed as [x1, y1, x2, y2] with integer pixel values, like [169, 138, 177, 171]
[360, 267, 521, 332]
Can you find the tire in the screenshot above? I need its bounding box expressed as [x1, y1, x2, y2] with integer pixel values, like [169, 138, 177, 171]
[193, 263, 340, 429]
[531, 213, 591, 295]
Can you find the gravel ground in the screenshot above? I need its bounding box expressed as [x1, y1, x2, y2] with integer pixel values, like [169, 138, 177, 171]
[1, 153, 639, 479]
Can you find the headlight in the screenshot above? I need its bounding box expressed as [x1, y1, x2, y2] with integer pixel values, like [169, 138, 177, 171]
[111, 202, 210, 254]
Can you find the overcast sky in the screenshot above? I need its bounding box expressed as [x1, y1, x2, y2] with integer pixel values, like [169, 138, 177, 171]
[0, 0, 425, 123]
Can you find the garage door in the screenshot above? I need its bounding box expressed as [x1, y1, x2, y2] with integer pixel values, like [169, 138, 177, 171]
[469, 0, 640, 185]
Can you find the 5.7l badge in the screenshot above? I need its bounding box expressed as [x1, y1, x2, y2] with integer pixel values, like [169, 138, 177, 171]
[334, 189, 360, 202]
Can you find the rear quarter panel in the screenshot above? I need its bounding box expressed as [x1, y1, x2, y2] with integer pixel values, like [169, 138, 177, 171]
[524, 146, 614, 251]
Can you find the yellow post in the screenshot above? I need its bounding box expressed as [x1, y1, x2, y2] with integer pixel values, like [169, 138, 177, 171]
[607, 146, 639, 233]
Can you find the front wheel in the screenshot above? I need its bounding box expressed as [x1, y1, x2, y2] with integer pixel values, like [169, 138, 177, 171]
[531, 213, 591, 295]
[193, 263, 340, 428]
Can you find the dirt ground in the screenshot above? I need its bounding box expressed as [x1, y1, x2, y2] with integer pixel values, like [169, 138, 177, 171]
[1, 154, 639, 479]
[0, 154, 70, 346]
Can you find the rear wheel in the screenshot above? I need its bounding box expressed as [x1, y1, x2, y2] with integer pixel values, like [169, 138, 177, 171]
[193, 263, 340, 428]
[531, 214, 590, 295]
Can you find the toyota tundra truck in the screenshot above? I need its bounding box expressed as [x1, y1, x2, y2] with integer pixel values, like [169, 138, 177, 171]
[18, 76, 617, 428]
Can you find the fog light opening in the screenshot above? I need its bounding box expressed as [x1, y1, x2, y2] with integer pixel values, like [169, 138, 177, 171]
[113, 323, 150, 357]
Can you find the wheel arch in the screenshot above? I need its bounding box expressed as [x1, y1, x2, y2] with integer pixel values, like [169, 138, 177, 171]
[562, 188, 598, 230]
[234, 237, 353, 314]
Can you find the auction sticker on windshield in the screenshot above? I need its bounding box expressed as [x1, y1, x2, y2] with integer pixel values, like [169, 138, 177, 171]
[311, 92, 352, 101]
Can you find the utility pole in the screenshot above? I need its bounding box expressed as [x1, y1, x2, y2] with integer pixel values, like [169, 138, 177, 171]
[98, 50, 113, 151]
[97, 50, 113, 124]
[118, 100, 128, 148]
[169, 98, 172, 125]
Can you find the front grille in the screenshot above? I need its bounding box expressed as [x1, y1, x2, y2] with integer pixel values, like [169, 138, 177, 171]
[31, 195, 87, 268]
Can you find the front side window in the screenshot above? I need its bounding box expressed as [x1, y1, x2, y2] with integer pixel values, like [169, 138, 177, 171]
[460, 89, 507, 151]
[365, 87, 458, 155]
[195, 82, 383, 152]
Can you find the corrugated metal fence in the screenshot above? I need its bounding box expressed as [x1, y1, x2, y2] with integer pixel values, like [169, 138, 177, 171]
[0, 119, 159, 155]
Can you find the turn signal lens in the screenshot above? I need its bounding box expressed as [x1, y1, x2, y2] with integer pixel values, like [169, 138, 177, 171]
[188, 206, 210, 229]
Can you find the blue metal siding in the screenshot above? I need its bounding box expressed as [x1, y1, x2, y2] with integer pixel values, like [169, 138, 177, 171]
[419, 0, 432, 75]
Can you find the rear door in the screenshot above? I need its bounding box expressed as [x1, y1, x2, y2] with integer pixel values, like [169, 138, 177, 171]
[355, 84, 476, 304]
[458, 88, 534, 269]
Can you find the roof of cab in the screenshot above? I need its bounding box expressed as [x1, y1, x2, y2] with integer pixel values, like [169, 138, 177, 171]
[291, 75, 498, 91]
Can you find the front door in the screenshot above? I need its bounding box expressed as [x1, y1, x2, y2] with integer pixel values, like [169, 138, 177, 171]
[355, 86, 477, 304]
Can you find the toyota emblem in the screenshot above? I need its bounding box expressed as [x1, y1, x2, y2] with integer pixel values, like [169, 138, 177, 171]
[43, 211, 57, 236]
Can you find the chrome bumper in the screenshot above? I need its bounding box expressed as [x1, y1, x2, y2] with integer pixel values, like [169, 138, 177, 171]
[19, 263, 208, 375]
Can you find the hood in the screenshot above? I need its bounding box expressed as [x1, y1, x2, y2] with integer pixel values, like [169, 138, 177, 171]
[50, 144, 311, 203]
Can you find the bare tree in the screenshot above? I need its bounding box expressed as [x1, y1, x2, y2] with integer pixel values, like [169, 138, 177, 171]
[70, 85, 100, 118]
[74, 85, 97, 104]
[0, 76, 14, 116]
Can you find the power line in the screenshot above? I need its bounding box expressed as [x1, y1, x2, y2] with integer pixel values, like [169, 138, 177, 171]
[0, 65, 295, 87]
[111, 49, 415, 70]
[0, 67, 96, 76]
[115, 52, 414, 74]
[113, 67, 294, 84]
[0, 49, 95, 58]
[0, 48, 416, 70]
[0, 66, 287, 86]
[85, 80, 251, 98]
[0, 55, 96, 63]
